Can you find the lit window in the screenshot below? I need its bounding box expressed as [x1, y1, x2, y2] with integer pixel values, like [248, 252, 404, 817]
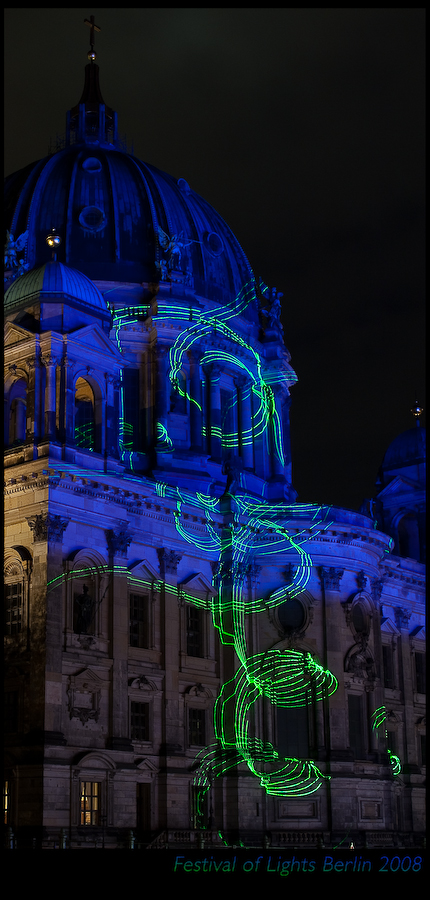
[80, 781, 100, 826]
[3, 781, 10, 826]
[4, 583, 23, 635]
[74, 378, 95, 451]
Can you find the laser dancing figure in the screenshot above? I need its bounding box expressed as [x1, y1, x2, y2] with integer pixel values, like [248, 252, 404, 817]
[144, 276, 339, 816]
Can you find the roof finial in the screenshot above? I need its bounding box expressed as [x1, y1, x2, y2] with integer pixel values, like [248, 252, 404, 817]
[411, 396, 423, 426]
[84, 15, 101, 62]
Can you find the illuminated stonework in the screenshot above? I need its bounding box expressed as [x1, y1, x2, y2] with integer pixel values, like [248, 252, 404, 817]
[3, 30, 425, 850]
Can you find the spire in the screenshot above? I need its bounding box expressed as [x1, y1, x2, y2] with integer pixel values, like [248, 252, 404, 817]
[411, 397, 424, 427]
[65, 15, 118, 147]
[84, 14, 101, 62]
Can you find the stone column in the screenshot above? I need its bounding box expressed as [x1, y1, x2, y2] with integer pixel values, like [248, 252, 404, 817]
[235, 374, 254, 470]
[42, 355, 58, 439]
[188, 350, 203, 450]
[15, 396, 27, 442]
[106, 525, 133, 751]
[58, 355, 76, 451]
[204, 364, 222, 462]
[157, 548, 182, 827]
[26, 354, 42, 444]
[394, 606, 415, 832]
[317, 566, 344, 835]
[26, 513, 69, 740]
[155, 344, 169, 441]
[270, 385, 286, 479]
[105, 374, 120, 459]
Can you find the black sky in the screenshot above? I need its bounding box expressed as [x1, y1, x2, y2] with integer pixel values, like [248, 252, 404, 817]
[4, 8, 426, 511]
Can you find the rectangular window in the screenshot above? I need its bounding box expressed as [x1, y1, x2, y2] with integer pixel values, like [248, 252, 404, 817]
[386, 730, 397, 754]
[129, 594, 149, 648]
[191, 783, 208, 829]
[136, 782, 151, 831]
[189, 708, 206, 746]
[186, 606, 203, 658]
[277, 704, 310, 760]
[348, 694, 366, 760]
[80, 781, 100, 826]
[131, 702, 149, 741]
[415, 653, 426, 694]
[382, 645, 395, 689]
[4, 583, 22, 635]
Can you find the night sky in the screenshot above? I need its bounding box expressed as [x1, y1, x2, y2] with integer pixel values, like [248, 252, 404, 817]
[4, 8, 426, 512]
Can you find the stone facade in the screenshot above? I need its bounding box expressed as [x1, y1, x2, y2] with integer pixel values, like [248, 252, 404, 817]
[4, 52, 425, 851]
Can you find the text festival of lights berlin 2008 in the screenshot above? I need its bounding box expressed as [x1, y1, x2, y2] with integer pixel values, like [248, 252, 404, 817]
[173, 853, 424, 874]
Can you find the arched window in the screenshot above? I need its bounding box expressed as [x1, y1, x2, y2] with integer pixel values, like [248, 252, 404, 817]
[4, 547, 32, 637]
[74, 378, 95, 451]
[7, 378, 27, 446]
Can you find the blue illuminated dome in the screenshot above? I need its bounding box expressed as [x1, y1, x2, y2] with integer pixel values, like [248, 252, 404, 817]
[381, 425, 426, 471]
[4, 61, 255, 315]
[4, 261, 108, 313]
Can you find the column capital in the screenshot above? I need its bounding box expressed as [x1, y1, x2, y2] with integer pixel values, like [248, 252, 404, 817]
[157, 547, 182, 577]
[40, 354, 59, 368]
[318, 566, 344, 592]
[394, 607, 411, 631]
[26, 513, 69, 543]
[106, 525, 133, 558]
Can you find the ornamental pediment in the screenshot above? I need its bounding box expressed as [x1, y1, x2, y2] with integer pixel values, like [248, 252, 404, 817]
[64, 323, 123, 361]
[380, 616, 400, 636]
[4, 321, 33, 347]
[178, 572, 217, 599]
[376, 475, 422, 498]
[128, 558, 160, 586]
[410, 624, 426, 641]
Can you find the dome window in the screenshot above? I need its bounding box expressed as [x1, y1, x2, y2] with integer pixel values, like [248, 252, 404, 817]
[352, 603, 366, 634]
[78, 206, 106, 232]
[177, 178, 191, 194]
[203, 231, 224, 257]
[82, 157, 102, 173]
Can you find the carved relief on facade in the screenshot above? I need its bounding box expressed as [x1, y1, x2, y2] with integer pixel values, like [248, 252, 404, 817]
[67, 668, 108, 725]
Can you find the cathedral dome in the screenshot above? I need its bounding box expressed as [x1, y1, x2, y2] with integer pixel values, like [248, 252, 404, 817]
[381, 425, 426, 471]
[4, 261, 108, 315]
[4, 62, 255, 315]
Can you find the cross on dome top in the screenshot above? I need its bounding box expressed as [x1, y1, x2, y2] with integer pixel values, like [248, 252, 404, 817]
[84, 15, 101, 61]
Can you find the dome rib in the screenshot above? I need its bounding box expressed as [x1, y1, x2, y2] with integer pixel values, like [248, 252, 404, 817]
[5, 142, 256, 313]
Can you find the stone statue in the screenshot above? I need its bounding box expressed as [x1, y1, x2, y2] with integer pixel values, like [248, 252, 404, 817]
[262, 287, 284, 333]
[74, 584, 95, 634]
[157, 226, 193, 273]
[4, 230, 29, 278]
